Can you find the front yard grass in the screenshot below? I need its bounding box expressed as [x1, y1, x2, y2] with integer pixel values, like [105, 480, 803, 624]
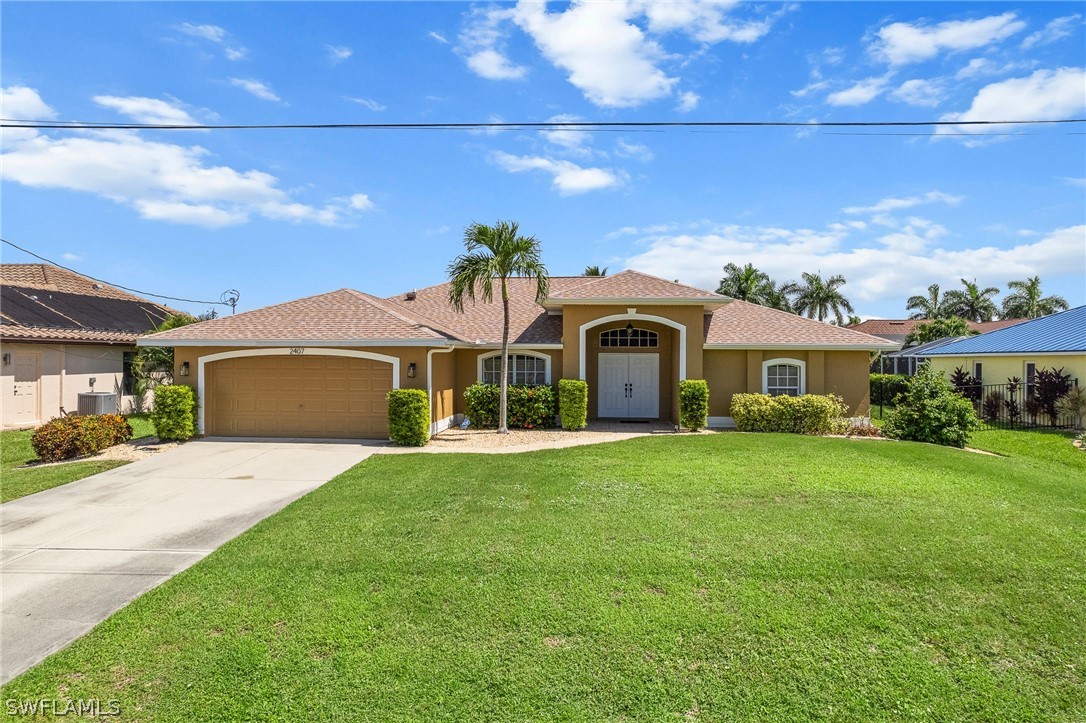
[0, 415, 156, 503]
[3, 431, 1084, 720]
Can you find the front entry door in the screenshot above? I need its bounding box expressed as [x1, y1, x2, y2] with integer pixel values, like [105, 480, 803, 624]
[598, 353, 659, 419]
[12, 352, 41, 425]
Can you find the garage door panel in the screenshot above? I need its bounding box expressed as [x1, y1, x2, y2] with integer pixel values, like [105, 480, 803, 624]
[205, 355, 393, 439]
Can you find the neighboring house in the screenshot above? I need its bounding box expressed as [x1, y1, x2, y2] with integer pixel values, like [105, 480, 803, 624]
[878, 336, 969, 376]
[849, 318, 1024, 349]
[1, 264, 174, 427]
[140, 270, 896, 439]
[926, 305, 1085, 388]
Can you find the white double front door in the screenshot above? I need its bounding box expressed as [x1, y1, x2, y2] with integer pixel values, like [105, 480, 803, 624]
[598, 353, 660, 419]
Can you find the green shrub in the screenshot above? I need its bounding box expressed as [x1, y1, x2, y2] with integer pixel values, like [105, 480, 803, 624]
[731, 393, 848, 435]
[151, 384, 198, 441]
[1056, 386, 1086, 430]
[463, 383, 556, 429]
[883, 366, 980, 448]
[387, 389, 430, 446]
[558, 379, 588, 430]
[679, 379, 709, 431]
[870, 373, 908, 406]
[31, 414, 133, 462]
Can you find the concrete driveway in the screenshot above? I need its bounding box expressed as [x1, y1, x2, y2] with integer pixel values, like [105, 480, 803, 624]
[0, 438, 379, 684]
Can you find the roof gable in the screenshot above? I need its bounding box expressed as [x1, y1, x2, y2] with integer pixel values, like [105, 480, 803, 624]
[547, 270, 726, 303]
[706, 300, 897, 348]
[926, 306, 1086, 355]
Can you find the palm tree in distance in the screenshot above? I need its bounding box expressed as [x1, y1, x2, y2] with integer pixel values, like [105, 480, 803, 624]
[448, 221, 549, 434]
[583, 265, 608, 276]
[1001, 276, 1069, 319]
[906, 284, 951, 320]
[945, 279, 1000, 322]
[791, 272, 854, 324]
[717, 263, 771, 302]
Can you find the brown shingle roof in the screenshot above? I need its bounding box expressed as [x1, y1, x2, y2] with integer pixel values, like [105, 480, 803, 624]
[144, 289, 448, 343]
[849, 318, 1026, 336]
[0, 326, 144, 344]
[1, 264, 149, 302]
[705, 300, 897, 348]
[549, 270, 725, 301]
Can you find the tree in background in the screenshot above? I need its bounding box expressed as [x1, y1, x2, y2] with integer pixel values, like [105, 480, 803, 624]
[717, 263, 798, 312]
[906, 284, 953, 320]
[1001, 276, 1069, 319]
[791, 272, 854, 324]
[583, 265, 608, 276]
[945, 279, 1000, 322]
[448, 221, 549, 434]
[131, 313, 201, 389]
[903, 316, 975, 346]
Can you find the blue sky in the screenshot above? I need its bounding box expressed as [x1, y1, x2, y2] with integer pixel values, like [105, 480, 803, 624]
[2, 1, 1083, 319]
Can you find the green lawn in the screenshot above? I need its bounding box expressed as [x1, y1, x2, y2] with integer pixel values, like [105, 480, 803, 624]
[3, 431, 1084, 720]
[0, 415, 156, 503]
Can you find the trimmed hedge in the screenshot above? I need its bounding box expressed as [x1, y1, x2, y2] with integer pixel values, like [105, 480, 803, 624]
[558, 379, 588, 430]
[387, 389, 430, 446]
[731, 393, 848, 435]
[883, 366, 980, 448]
[31, 414, 133, 462]
[679, 379, 709, 431]
[870, 373, 908, 406]
[151, 384, 198, 442]
[464, 383, 557, 429]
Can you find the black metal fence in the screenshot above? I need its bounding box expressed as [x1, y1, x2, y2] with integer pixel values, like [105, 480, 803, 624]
[956, 379, 1080, 430]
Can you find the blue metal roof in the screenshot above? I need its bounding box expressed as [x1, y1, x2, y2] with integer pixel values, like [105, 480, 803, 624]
[926, 305, 1086, 355]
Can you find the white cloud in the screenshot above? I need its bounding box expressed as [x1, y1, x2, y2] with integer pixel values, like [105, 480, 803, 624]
[1061, 176, 1086, 187]
[622, 222, 1086, 304]
[177, 22, 226, 43]
[675, 91, 699, 112]
[93, 96, 198, 125]
[326, 45, 353, 64]
[871, 12, 1026, 66]
[825, 75, 892, 106]
[539, 114, 592, 154]
[458, 6, 528, 81]
[466, 49, 528, 80]
[1022, 14, 1082, 49]
[346, 97, 386, 111]
[937, 67, 1086, 142]
[791, 79, 829, 98]
[229, 78, 283, 103]
[889, 78, 946, 107]
[844, 191, 962, 215]
[224, 47, 248, 61]
[615, 138, 654, 162]
[640, 1, 781, 44]
[348, 193, 375, 211]
[955, 57, 1036, 80]
[1, 86, 57, 143]
[428, 31, 449, 44]
[490, 151, 624, 195]
[0, 89, 362, 229]
[61, 252, 82, 262]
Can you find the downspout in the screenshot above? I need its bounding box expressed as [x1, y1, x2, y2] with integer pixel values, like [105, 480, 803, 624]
[426, 345, 455, 435]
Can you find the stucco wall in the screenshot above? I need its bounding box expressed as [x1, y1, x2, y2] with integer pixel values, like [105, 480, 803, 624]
[583, 319, 675, 421]
[0, 342, 140, 427]
[451, 347, 564, 416]
[928, 355, 1085, 387]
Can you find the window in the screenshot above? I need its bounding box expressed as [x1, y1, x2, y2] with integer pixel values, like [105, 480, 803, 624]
[762, 358, 806, 397]
[1025, 362, 1036, 400]
[973, 362, 983, 384]
[122, 351, 137, 395]
[481, 353, 548, 385]
[599, 328, 658, 348]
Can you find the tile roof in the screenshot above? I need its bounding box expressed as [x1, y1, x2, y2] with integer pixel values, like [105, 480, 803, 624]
[144, 289, 449, 343]
[705, 300, 898, 348]
[548, 270, 725, 301]
[926, 306, 1086, 355]
[1, 264, 175, 344]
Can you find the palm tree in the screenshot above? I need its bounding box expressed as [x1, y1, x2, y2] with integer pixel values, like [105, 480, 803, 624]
[905, 284, 952, 320]
[717, 263, 771, 302]
[764, 281, 798, 313]
[1001, 276, 1069, 319]
[944, 279, 1000, 322]
[791, 272, 854, 324]
[583, 265, 608, 276]
[131, 313, 200, 387]
[904, 316, 974, 346]
[448, 221, 549, 434]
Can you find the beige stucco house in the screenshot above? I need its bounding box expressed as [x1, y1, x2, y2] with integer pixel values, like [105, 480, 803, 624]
[140, 271, 897, 439]
[1, 264, 174, 428]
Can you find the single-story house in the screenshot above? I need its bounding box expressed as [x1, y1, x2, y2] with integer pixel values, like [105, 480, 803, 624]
[878, 336, 969, 376]
[850, 318, 1024, 349]
[139, 270, 897, 439]
[926, 305, 1085, 387]
[1, 264, 174, 428]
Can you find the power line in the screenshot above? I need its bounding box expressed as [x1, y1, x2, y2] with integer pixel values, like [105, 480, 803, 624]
[2, 118, 1083, 131]
[1, 237, 235, 308]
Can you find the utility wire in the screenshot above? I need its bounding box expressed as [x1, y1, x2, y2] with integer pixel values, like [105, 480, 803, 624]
[1, 237, 233, 308]
[2, 118, 1083, 131]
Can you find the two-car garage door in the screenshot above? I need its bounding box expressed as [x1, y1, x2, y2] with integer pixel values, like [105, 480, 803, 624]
[205, 355, 392, 439]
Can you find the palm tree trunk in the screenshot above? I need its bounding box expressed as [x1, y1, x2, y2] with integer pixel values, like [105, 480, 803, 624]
[499, 276, 510, 434]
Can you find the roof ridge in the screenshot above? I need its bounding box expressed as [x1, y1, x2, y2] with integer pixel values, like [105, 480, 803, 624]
[618, 269, 724, 297]
[726, 299, 896, 343]
[548, 269, 724, 299]
[342, 289, 451, 340]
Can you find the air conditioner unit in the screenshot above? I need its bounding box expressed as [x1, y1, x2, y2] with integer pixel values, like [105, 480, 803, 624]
[77, 392, 118, 416]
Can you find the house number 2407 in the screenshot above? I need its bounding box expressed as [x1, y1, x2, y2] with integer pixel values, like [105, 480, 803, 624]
[288, 348, 305, 355]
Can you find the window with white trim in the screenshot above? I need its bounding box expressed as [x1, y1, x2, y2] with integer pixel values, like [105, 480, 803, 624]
[481, 354, 547, 385]
[763, 360, 805, 397]
[600, 328, 659, 348]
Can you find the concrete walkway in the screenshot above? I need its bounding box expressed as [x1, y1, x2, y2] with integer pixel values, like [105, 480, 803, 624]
[0, 439, 378, 684]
